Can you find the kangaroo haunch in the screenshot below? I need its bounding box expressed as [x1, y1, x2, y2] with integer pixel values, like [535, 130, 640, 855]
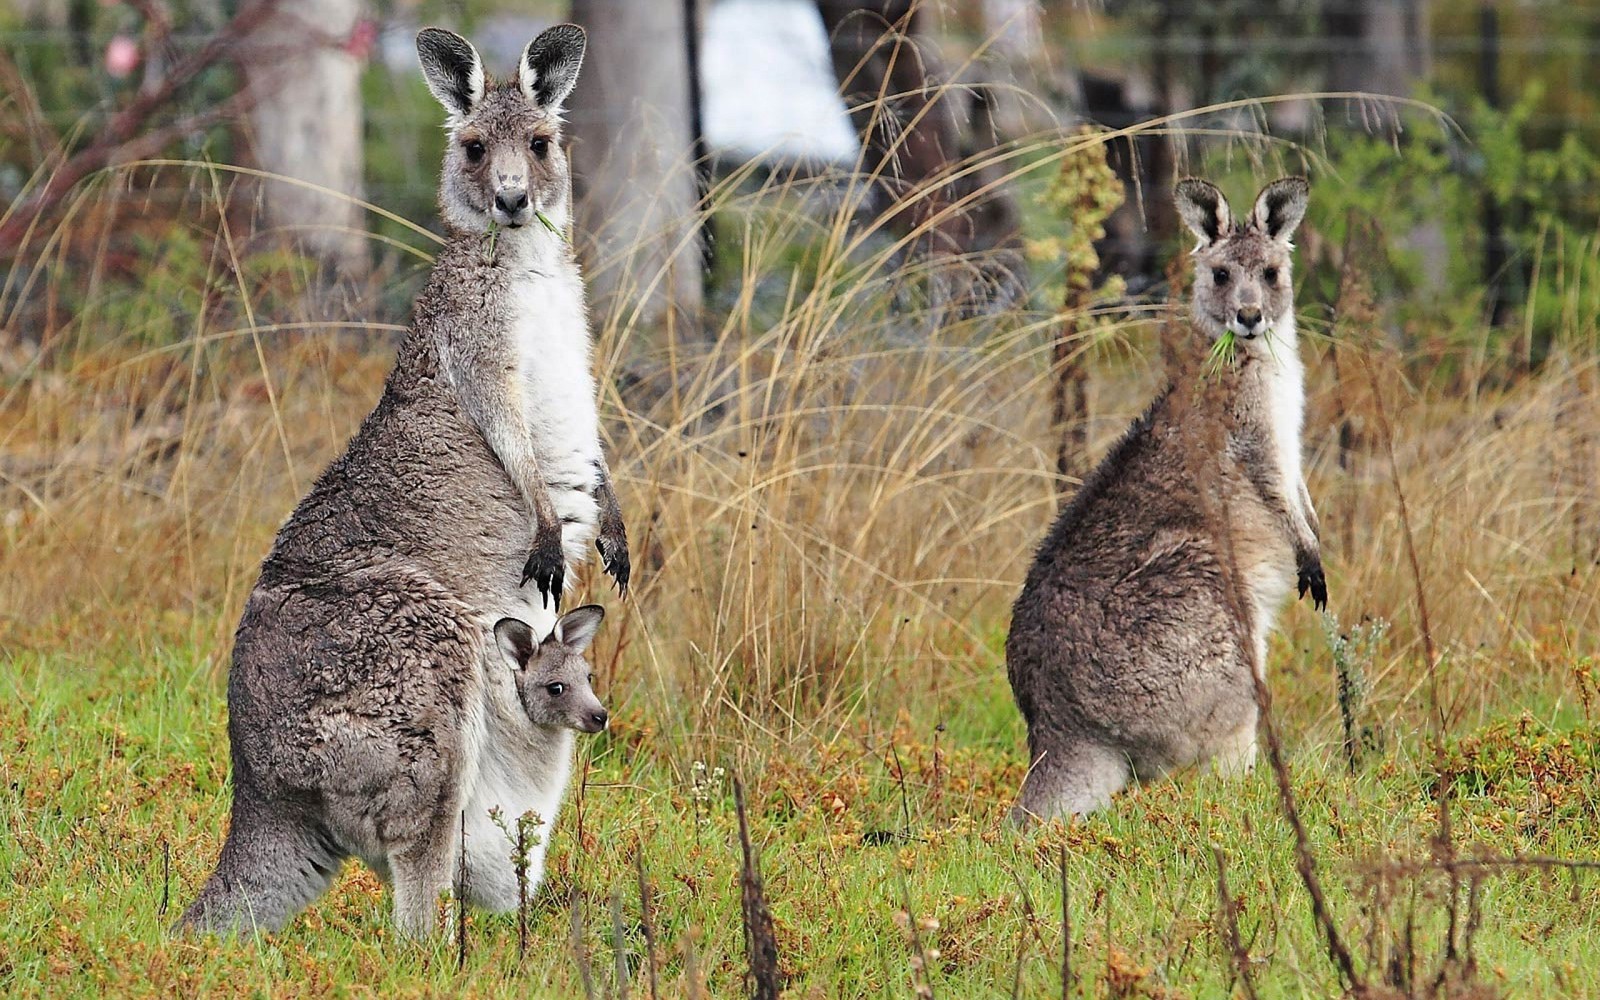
[1006, 177, 1325, 823]
[180, 24, 627, 939]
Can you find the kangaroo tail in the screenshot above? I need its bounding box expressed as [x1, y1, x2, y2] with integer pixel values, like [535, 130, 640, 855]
[177, 800, 344, 936]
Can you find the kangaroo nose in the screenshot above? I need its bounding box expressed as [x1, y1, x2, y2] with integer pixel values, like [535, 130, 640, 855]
[495, 188, 529, 215]
[1237, 307, 1263, 330]
[591, 709, 608, 730]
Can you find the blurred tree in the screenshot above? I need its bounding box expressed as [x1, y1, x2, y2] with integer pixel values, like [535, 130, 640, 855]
[1323, 0, 1430, 115]
[817, 0, 1027, 317]
[568, 0, 704, 337]
[238, 0, 370, 279]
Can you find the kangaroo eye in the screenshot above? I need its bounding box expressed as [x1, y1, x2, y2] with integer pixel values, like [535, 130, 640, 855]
[1212, 267, 1230, 286]
[546, 682, 565, 697]
[1263, 267, 1279, 284]
[531, 136, 549, 158]
[462, 140, 485, 163]
[587, 672, 595, 685]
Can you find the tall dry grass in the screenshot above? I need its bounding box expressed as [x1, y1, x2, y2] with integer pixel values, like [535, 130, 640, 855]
[1, 101, 1596, 791]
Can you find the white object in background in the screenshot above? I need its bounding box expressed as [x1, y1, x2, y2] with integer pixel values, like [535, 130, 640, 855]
[702, 0, 860, 165]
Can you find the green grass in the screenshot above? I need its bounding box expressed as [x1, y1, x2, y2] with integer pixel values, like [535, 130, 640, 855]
[6, 78, 1600, 999]
[4, 618, 1597, 999]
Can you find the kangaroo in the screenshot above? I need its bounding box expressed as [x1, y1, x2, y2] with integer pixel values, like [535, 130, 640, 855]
[479, 606, 609, 900]
[181, 25, 627, 938]
[1005, 177, 1326, 824]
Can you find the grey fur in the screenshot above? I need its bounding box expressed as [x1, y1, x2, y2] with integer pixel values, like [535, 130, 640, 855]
[495, 606, 609, 734]
[1006, 177, 1323, 824]
[179, 26, 625, 938]
[519, 24, 586, 109]
[417, 27, 484, 119]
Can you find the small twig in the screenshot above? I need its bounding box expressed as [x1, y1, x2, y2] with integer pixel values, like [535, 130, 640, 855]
[517, 822, 529, 961]
[1437, 783, 1461, 972]
[1358, 347, 1444, 734]
[1212, 846, 1260, 1000]
[684, 924, 702, 1000]
[578, 754, 592, 850]
[1250, 669, 1361, 990]
[159, 840, 170, 917]
[1462, 873, 1484, 981]
[897, 870, 939, 1000]
[636, 844, 660, 1000]
[572, 885, 598, 1000]
[890, 742, 913, 841]
[1103, 881, 1112, 991]
[1359, 853, 1600, 877]
[1009, 925, 1027, 1000]
[733, 776, 782, 1000]
[1003, 863, 1056, 963]
[611, 889, 631, 1000]
[1058, 846, 1071, 1000]
[456, 811, 468, 971]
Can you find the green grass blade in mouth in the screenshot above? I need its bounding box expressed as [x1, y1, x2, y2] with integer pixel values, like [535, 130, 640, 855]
[1203, 329, 1238, 378]
[535, 210, 568, 242]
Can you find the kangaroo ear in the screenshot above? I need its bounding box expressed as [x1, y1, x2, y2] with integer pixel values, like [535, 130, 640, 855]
[1174, 178, 1232, 249]
[552, 605, 605, 653]
[417, 27, 485, 119]
[519, 24, 586, 110]
[1250, 177, 1309, 243]
[494, 617, 538, 669]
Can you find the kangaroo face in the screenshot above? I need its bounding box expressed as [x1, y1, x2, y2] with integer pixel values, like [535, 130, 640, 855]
[417, 25, 585, 235]
[494, 606, 609, 734]
[1175, 177, 1309, 354]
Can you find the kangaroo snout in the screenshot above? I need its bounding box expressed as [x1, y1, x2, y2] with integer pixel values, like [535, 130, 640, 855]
[1235, 306, 1263, 335]
[579, 706, 608, 733]
[494, 187, 531, 225]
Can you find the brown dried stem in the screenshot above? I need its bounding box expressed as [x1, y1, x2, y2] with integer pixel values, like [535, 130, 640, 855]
[733, 776, 782, 1000]
[0, 0, 278, 253]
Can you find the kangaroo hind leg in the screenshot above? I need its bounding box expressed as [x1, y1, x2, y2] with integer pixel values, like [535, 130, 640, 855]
[178, 801, 344, 936]
[388, 807, 462, 940]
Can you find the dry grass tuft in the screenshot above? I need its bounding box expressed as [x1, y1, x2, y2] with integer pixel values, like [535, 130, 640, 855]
[3, 90, 1599, 996]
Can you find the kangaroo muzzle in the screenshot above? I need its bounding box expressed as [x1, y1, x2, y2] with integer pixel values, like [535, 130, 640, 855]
[493, 185, 532, 226]
[1233, 305, 1264, 338]
[575, 696, 608, 733]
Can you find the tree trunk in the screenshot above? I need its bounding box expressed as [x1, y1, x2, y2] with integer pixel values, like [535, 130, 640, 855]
[816, 0, 1026, 319]
[568, 0, 704, 340]
[1324, 0, 1430, 134]
[975, 0, 1045, 138]
[239, 0, 369, 279]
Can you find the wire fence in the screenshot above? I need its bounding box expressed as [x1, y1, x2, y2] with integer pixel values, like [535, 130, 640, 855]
[2, 0, 1596, 327]
[5, 2, 1597, 200]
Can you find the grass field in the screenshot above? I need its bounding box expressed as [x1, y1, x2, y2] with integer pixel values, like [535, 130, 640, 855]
[4, 145, 1600, 998]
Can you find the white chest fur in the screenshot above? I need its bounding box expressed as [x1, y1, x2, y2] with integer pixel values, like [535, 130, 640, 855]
[1261, 315, 1307, 519]
[505, 254, 603, 567]
[507, 262, 600, 473]
[461, 669, 575, 912]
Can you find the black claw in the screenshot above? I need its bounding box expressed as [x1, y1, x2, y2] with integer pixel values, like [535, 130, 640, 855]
[522, 534, 565, 609]
[596, 536, 631, 598]
[1297, 559, 1327, 611]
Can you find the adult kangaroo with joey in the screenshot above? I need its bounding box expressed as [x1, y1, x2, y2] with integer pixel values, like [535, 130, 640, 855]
[181, 25, 627, 938]
[1006, 177, 1325, 823]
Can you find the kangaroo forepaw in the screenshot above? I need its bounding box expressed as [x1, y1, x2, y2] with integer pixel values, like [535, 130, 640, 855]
[596, 534, 630, 596]
[1297, 557, 1327, 611]
[521, 530, 566, 609]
